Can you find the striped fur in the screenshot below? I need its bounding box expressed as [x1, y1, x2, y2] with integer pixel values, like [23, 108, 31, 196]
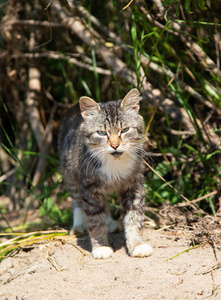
[58, 89, 153, 259]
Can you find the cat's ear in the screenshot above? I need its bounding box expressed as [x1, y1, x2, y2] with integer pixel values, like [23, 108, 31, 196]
[120, 88, 141, 112]
[79, 97, 101, 119]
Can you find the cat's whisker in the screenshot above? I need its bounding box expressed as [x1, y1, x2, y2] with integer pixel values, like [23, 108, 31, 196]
[80, 151, 97, 176]
[81, 153, 93, 171]
[85, 152, 102, 176]
[84, 147, 107, 176]
[90, 154, 103, 176]
[126, 143, 155, 165]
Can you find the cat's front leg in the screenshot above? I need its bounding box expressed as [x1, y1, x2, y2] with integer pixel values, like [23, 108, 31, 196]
[121, 183, 153, 258]
[81, 185, 113, 259]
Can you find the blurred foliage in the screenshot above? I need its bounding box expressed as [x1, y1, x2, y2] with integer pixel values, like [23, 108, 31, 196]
[0, 0, 221, 231]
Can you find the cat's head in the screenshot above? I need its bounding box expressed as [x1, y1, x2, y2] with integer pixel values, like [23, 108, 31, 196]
[79, 89, 145, 160]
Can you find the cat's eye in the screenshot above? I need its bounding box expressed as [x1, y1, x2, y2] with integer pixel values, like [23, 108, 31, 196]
[97, 130, 107, 136]
[121, 127, 130, 134]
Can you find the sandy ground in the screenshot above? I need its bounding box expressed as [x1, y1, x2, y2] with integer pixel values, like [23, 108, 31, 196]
[1, 225, 221, 300]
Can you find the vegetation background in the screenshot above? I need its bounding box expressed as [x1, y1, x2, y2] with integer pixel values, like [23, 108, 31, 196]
[0, 0, 221, 238]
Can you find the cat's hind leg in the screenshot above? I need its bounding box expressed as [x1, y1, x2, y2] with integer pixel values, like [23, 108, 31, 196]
[71, 206, 87, 235]
[67, 181, 88, 235]
[105, 205, 122, 233]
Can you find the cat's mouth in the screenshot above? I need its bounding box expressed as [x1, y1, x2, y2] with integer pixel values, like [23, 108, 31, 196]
[111, 151, 123, 159]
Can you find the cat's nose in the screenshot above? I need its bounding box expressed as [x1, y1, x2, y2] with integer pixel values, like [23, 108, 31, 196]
[111, 143, 119, 150]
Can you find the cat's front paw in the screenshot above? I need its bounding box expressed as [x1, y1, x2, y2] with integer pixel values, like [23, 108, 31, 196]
[131, 243, 153, 258]
[92, 246, 114, 259]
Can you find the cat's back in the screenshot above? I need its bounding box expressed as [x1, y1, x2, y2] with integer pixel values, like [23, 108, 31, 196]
[58, 103, 82, 155]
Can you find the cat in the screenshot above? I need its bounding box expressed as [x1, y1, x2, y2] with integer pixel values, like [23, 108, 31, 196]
[58, 88, 153, 259]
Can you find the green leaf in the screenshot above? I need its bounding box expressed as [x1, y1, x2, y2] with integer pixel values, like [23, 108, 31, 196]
[185, 0, 192, 13]
[45, 198, 54, 212]
[39, 206, 46, 217]
[198, 0, 206, 10]
[206, 150, 221, 160]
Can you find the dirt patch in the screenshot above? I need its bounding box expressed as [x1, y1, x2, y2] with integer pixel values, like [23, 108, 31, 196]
[1, 209, 221, 300]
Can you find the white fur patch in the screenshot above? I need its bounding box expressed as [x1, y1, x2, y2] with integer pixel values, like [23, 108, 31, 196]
[100, 151, 135, 181]
[70, 207, 87, 234]
[92, 246, 114, 259]
[106, 215, 122, 233]
[131, 243, 153, 257]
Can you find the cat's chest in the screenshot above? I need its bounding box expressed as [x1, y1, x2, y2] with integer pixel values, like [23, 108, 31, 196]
[100, 152, 135, 182]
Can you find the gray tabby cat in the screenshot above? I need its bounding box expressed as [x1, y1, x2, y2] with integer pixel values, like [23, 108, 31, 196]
[58, 88, 153, 259]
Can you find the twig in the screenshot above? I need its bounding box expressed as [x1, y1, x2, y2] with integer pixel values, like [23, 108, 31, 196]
[208, 238, 219, 262]
[46, 246, 64, 271]
[211, 268, 216, 295]
[168, 129, 195, 136]
[11, 52, 111, 75]
[47, 257, 62, 271]
[122, 0, 134, 11]
[66, 241, 87, 257]
[175, 191, 218, 208]
[66, 240, 88, 263]
[0, 168, 16, 183]
[44, 0, 52, 10]
[156, 225, 173, 231]
[202, 262, 221, 275]
[160, 227, 193, 234]
[0, 19, 65, 28]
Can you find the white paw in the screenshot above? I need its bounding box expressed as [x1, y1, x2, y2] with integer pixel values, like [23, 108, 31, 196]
[131, 243, 153, 258]
[92, 246, 114, 259]
[106, 216, 122, 233]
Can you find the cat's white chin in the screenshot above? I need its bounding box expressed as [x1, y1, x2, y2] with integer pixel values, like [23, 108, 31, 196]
[131, 243, 153, 257]
[92, 246, 114, 259]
